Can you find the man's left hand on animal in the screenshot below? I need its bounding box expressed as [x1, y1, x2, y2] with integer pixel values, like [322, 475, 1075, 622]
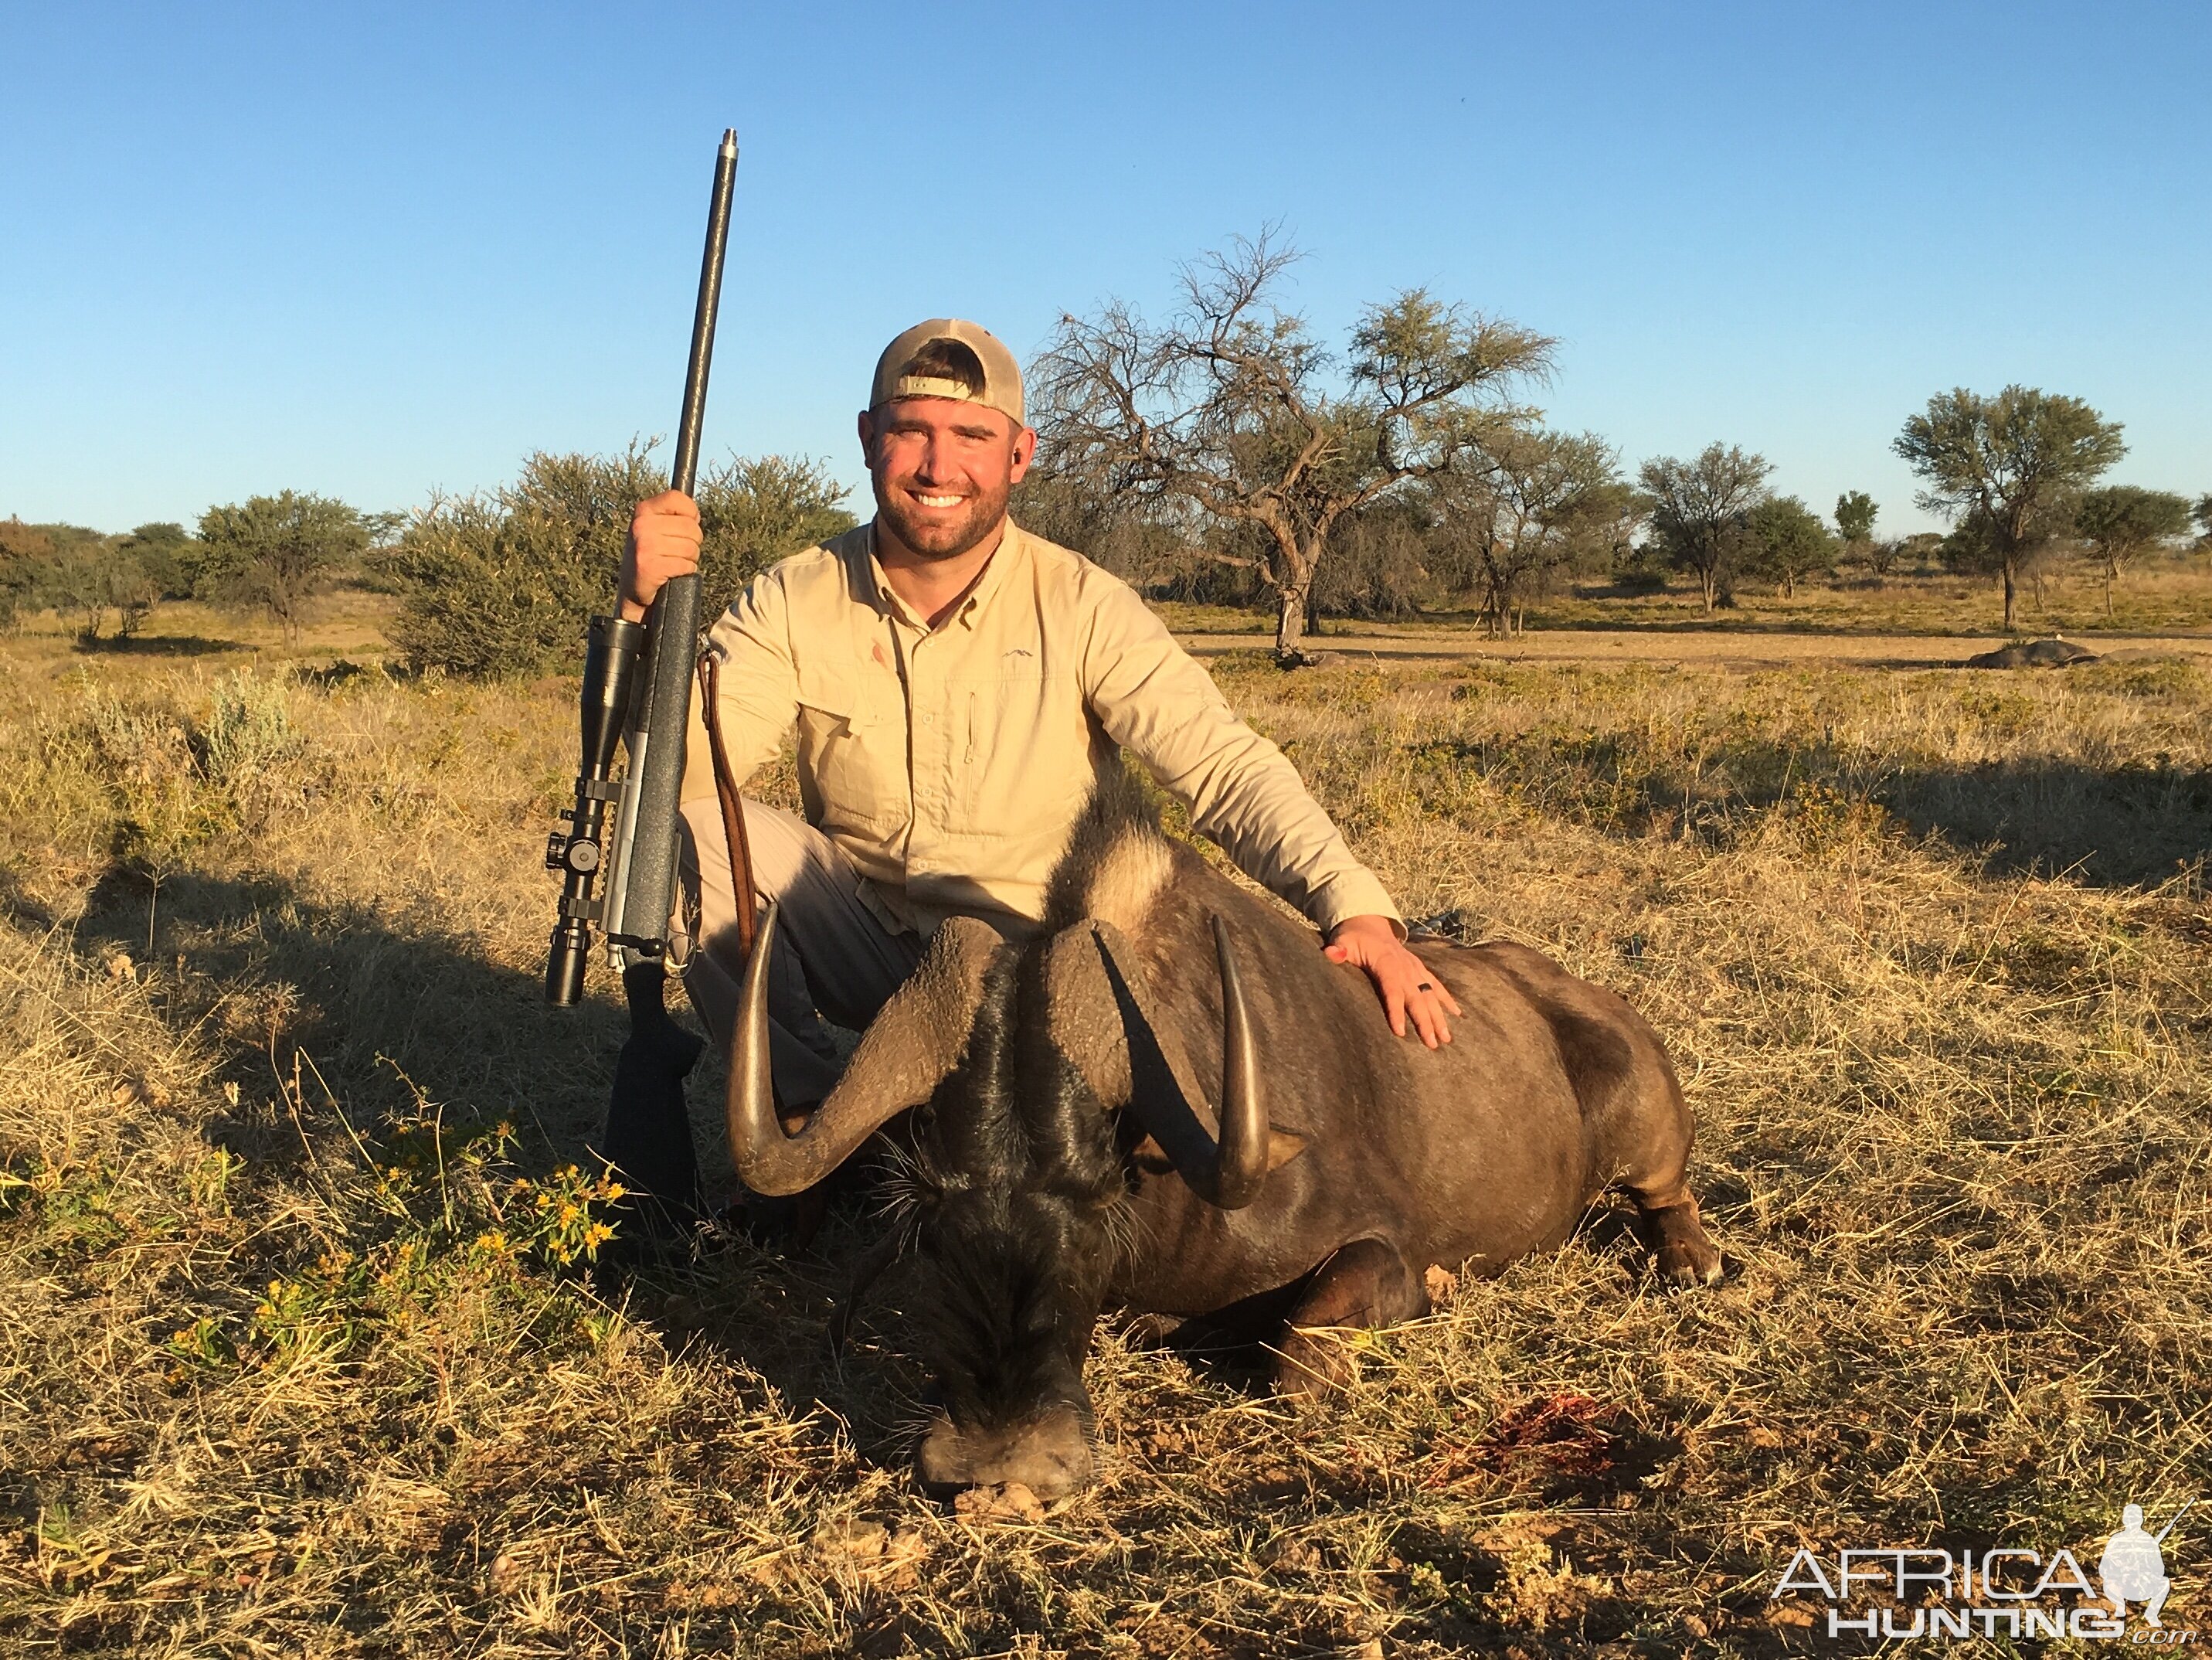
[627, 320, 1718, 1498]
[627, 318, 1456, 1085]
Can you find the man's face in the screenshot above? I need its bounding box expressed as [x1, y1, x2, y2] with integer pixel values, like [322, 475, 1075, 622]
[860, 396, 1036, 561]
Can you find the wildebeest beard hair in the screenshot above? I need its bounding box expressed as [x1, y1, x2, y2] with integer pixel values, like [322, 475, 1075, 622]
[902, 943, 1139, 1430]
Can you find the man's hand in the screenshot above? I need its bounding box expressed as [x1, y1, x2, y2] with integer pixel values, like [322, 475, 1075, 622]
[621, 490, 703, 621]
[1324, 914, 1462, 1049]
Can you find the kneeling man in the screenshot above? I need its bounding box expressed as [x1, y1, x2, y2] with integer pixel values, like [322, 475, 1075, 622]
[623, 319, 1456, 1111]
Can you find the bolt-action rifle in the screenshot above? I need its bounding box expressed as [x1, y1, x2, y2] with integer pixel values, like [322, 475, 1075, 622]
[543, 128, 741, 1243]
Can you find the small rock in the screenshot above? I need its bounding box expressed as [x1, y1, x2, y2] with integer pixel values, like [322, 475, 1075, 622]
[1424, 1264, 1459, 1306]
[811, 1518, 888, 1560]
[953, 1481, 1045, 1523]
[660, 1294, 704, 1331]
[488, 1549, 525, 1594]
[1963, 638, 2098, 669]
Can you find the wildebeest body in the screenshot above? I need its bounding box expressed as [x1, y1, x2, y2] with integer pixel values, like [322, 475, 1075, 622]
[1098, 856, 1697, 1316]
[723, 771, 1719, 1495]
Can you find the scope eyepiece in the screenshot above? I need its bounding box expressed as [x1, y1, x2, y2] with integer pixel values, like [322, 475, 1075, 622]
[547, 924, 591, 1007]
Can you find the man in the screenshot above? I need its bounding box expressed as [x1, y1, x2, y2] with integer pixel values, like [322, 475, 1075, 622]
[624, 318, 1457, 1113]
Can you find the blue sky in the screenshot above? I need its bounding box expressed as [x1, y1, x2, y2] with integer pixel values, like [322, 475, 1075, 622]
[3, 2, 2206, 538]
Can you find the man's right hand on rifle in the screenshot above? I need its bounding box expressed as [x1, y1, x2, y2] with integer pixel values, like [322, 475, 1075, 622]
[620, 489, 703, 621]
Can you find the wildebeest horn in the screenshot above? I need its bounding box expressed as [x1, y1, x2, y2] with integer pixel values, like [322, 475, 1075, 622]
[1208, 913, 1267, 1208]
[727, 903, 1004, 1197]
[1052, 915, 1271, 1209]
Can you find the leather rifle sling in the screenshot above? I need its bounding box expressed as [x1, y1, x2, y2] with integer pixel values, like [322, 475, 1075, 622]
[696, 650, 759, 960]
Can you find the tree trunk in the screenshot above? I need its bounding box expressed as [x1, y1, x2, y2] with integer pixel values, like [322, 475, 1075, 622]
[2105, 561, 2116, 621]
[1701, 569, 1718, 612]
[1266, 528, 1318, 662]
[1274, 584, 1309, 658]
[2002, 559, 2017, 632]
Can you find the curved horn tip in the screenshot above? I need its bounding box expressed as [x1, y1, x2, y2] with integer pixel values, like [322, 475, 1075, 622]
[725, 897, 788, 1189]
[1207, 911, 1269, 1210]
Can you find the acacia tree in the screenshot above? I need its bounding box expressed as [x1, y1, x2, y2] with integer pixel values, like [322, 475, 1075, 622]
[1893, 386, 2125, 631]
[1834, 490, 1877, 577]
[197, 491, 370, 644]
[1745, 495, 1835, 597]
[1436, 428, 1617, 635]
[1031, 232, 1555, 660]
[1639, 444, 1772, 611]
[386, 446, 853, 677]
[2074, 485, 2192, 617]
[2194, 494, 2212, 543]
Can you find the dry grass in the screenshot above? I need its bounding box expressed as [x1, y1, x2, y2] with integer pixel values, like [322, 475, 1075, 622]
[3, 615, 2210, 1656]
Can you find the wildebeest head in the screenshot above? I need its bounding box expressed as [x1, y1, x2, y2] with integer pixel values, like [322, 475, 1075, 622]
[722, 813, 1275, 1497]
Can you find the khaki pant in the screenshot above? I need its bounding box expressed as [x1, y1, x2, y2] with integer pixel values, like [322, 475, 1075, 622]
[676, 796, 926, 1110]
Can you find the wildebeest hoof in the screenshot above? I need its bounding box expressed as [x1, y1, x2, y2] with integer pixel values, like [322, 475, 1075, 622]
[1640, 1199, 1723, 1286]
[1272, 1329, 1363, 1401]
[918, 1404, 1093, 1500]
[1656, 1243, 1724, 1286]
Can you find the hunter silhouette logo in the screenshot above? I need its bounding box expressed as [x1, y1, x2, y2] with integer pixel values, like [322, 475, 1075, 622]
[1770, 1501, 2196, 1641]
[2102, 1502, 2189, 1628]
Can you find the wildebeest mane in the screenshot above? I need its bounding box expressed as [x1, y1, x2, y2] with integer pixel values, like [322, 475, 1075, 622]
[1041, 760, 1181, 940]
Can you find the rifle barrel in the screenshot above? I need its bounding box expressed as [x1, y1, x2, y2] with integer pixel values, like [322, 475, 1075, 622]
[670, 129, 739, 497]
[603, 128, 739, 959]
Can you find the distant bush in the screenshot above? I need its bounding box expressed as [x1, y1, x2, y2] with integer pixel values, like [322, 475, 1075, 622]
[0, 516, 192, 641]
[196, 492, 371, 644]
[382, 447, 854, 679]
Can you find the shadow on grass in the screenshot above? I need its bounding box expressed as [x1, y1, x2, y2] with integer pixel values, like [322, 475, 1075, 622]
[71, 632, 252, 657]
[1409, 724, 2212, 890]
[1887, 757, 2212, 887]
[63, 860, 921, 1439]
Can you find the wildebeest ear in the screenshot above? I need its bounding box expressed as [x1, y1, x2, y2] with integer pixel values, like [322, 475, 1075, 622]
[1041, 920, 1211, 1122]
[1056, 919, 1303, 1190]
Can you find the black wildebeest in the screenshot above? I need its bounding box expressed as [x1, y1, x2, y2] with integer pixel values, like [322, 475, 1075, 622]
[725, 774, 1721, 1498]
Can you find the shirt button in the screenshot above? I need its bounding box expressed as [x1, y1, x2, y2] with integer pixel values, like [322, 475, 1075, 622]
[922, 713, 934, 725]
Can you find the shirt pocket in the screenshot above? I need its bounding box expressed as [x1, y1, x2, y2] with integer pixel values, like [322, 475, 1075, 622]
[950, 665, 1092, 835]
[794, 664, 895, 831]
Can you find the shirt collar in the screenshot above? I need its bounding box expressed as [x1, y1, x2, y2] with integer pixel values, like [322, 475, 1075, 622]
[860, 516, 1028, 633]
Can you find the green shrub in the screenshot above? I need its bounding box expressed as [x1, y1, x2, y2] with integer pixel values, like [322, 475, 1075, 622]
[382, 447, 854, 678]
[201, 668, 303, 784]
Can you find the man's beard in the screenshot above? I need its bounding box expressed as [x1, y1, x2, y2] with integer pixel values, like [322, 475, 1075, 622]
[874, 472, 1013, 562]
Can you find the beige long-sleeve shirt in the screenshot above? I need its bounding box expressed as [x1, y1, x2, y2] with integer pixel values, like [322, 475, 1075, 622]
[686, 519, 1400, 941]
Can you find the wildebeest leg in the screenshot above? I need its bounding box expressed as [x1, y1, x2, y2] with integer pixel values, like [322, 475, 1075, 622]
[1618, 1136, 1722, 1288]
[1466, 941, 1723, 1288]
[1272, 1238, 1428, 1400]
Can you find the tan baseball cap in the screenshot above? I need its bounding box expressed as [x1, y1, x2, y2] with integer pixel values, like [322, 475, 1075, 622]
[869, 318, 1024, 427]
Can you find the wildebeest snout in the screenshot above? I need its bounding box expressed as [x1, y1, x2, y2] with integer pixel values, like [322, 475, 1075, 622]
[917, 1403, 1094, 1498]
